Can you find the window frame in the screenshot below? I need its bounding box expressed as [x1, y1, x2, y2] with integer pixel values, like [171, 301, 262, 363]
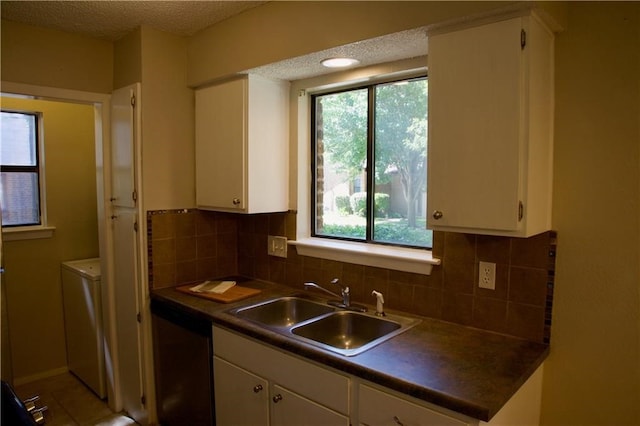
[290, 62, 440, 275]
[1, 109, 47, 231]
[309, 75, 431, 249]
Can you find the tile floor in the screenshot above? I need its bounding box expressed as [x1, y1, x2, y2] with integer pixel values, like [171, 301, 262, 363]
[14, 373, 137, 426]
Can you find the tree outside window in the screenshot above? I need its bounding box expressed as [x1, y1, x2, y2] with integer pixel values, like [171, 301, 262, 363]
[312, 76, 432, 248]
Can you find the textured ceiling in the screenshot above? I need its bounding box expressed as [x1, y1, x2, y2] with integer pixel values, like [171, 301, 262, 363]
[0, 1, 267, 41]
[247, 28, 428, 81]
[0, 0, 428, 81]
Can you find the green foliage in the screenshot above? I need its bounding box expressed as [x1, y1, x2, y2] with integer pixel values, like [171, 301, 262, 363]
[347, 192, 391, 217]
[374, 193, 389, 217]
[373, 220, 432, 247]
[317, 78, 428, 227]
[320, 223, 366, 240]
[350, 192, 367, 217]
[320, 219, 432, 248]
[335, 195, 352, 215]
[317, 89, 368, 179]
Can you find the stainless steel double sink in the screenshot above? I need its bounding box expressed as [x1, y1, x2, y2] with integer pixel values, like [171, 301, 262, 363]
[228, 296, 420, 356]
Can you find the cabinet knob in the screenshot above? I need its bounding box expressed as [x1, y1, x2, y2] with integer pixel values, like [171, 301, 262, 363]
[232, 198, 241, 205]
[432, 210, 443, 220]
[272, 394, 283, 403]
[253, 385, 263, 393]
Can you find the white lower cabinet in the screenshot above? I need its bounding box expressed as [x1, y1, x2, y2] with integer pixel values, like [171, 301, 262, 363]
[214, 357, 269, 425]
[212, 326, 349, 426]
[270, 384, 348, 426]
[212, 325, 542, 426]
[358, 384, 472, 426]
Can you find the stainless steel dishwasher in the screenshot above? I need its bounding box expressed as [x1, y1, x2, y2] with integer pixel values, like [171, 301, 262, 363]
[151, 298, 215, 425]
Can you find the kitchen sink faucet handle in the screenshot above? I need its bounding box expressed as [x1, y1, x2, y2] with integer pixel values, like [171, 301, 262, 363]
[331, 278, 350, 306]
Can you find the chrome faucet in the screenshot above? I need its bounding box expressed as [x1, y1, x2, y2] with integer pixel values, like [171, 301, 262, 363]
[304, 278, 366, 312]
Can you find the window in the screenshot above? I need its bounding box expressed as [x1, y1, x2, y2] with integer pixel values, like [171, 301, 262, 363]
[311, 76, 432, 249]
[1, 110, 41, 227]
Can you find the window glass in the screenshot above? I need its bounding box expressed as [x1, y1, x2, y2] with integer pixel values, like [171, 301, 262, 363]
[314, 88, 368, 240]
[312, 77, 432, 249]
[1, 112, 37, 165]
[1, 111, 41, 226]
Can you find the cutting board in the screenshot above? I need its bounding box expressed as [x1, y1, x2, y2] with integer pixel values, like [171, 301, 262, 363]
[176, 283, 261, 303]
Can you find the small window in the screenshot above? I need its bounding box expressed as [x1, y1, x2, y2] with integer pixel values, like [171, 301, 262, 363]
[1, 110, 42, 227]
[311, 76, 432, 249]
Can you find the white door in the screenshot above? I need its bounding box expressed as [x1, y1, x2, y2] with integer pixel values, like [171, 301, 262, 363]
[110, 83, 146, 423]
[111, 86, 137, 209]
[0, 218, 12, 385]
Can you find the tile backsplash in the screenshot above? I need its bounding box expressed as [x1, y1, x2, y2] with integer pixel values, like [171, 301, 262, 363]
[148, 209, 556, 344]
[147, 209, 238, 288]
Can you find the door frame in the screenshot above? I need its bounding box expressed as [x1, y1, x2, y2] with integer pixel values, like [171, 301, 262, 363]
[1, 81, 123, 412]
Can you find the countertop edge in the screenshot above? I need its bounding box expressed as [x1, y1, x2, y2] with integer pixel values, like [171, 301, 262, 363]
[150, 281, 549, 422]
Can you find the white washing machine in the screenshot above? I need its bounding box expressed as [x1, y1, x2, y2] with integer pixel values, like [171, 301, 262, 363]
[61, 258, 106, 398]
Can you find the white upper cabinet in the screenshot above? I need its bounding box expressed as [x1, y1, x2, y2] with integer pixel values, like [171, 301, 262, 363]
[427, 13, 554, 237]
[195, 74, 289, 213]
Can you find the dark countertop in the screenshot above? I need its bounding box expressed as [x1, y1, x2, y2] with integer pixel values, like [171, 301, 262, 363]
[151, 278, 548, 422]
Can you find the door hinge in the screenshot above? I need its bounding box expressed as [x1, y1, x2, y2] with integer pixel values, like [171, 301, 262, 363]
[132, 190, 137, 203]
[518, 201, 524, 221]
[521, 29, 526, 50]
[133, 221, 139, 232]
[136, 312, 142, 323]
[141, 394, 146, 406]
[131, 94, 136, 107]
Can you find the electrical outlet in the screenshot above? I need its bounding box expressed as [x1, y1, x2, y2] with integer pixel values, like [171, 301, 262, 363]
[267, 235, 288, 258]
[478, 261, 496, 290]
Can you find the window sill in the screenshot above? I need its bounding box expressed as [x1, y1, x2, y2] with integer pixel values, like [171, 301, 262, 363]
[2, 226, 56, 241]
[289, 238, 440, 275]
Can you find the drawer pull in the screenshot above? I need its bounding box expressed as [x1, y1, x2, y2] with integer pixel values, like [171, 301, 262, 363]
[393, 416, 405, 426]
[432, 210, 443, 220]
[272, 394, 283, 403]
[253, 385, 263, 393]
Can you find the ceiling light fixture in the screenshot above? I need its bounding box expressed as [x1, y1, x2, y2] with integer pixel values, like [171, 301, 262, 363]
[321, 57, 360, 68]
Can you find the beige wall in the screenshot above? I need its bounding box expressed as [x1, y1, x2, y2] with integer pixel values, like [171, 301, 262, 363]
[542, 2, 640, 424]
[0, 20, 113, 94]
[1, 97, 100, 381]
[139, 27, 195, 211]
[188, 1, 508, 86]
[113, 28, 142, 90]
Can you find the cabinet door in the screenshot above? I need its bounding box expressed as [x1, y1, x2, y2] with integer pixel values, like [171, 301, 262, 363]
[271, 384, 349, 426]
[196, 79, 246, 211]
[359, 385, 470, 426]
[111, 83, 139, 208]
[427, 17, 523, 232]
[214, 356, 269, 426]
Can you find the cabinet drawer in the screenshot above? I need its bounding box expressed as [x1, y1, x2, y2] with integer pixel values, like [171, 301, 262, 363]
[359, 384, 471, 426]
[272, 384, 350, 426]
[213, 326, 349, 414]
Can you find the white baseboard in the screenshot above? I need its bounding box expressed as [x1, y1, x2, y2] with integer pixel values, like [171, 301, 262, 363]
[13, 366, 69, 387]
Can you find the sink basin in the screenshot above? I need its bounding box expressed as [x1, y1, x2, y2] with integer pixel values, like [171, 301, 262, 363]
[230, 295, 420, 356]
[233, 296, 335, 328]
[291, 311, 419, 356]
